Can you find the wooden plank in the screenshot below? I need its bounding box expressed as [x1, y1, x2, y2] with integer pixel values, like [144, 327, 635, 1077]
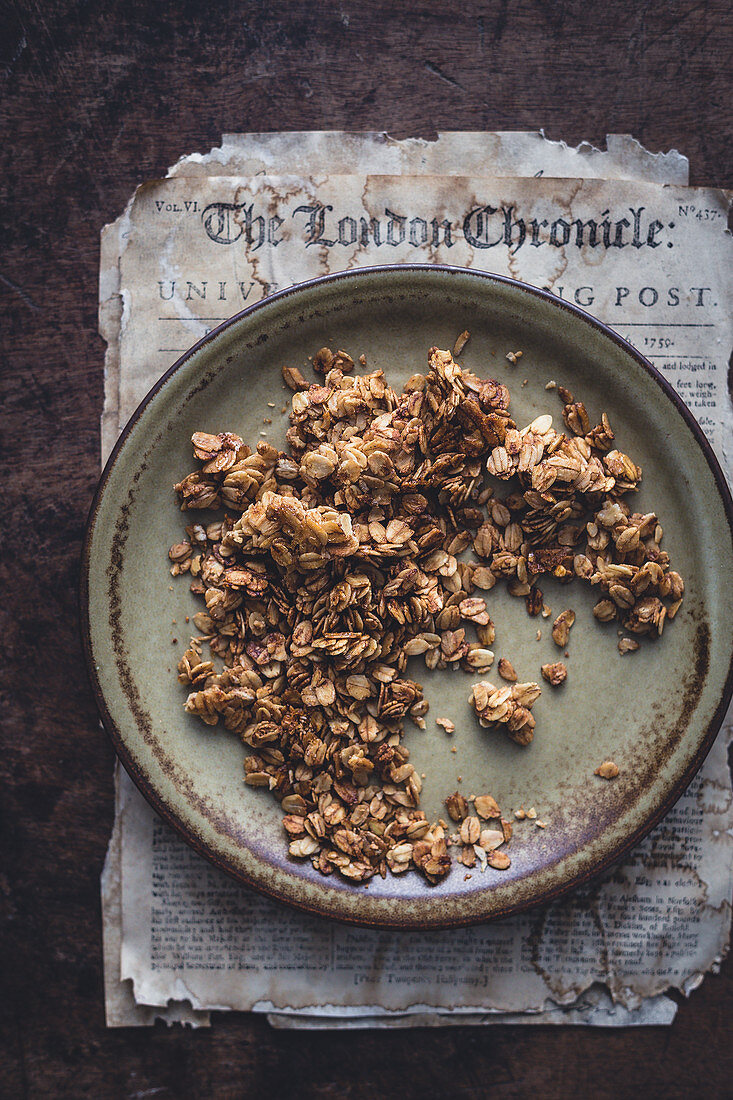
[0, 1, 730, 1095]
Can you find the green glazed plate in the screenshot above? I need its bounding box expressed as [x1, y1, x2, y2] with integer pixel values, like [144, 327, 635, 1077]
[82, 266, 733, 929]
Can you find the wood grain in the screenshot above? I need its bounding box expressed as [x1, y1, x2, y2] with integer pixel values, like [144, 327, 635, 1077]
[1, 1, 730, 1096]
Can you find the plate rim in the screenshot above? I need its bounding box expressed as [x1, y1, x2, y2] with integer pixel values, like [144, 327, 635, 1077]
[81, 263, 733, 929]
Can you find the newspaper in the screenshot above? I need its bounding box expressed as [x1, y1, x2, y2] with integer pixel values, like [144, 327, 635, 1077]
[98, 134, 732, 1028]
[100, 131, 690, 463]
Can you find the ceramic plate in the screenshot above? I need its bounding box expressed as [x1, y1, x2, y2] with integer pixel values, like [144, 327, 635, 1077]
[82, 266, 733, 929]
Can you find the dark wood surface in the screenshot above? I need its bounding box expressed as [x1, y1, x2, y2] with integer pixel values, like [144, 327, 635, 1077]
[1, 1, 731, 1096]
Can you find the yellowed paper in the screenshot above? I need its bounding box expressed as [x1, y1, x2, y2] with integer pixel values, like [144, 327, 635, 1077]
[170, 131, 689, 184]
[99, 134, 731, 1029]
[100, 131, 689, 465]
[101, 767, 210, 1027]
[116, 174, 731, 468]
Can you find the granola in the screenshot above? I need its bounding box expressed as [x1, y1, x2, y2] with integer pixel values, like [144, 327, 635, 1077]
[541, 661, 568, 686]
[497, 657, 518, 682]
[551, 609, 575, 648]
[170, 344, 683, 885]
[470, 680, 541, 746]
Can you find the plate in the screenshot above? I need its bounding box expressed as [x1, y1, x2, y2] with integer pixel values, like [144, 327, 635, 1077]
[82, 265, 733, 929]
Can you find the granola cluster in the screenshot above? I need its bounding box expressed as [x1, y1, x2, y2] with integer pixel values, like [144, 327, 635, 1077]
[169, 345, 683, 885]
[470, 680, 541, 747]
[479, 384, 684, 640]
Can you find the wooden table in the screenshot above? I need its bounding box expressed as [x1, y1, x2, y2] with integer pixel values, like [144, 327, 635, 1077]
[2, 2, 731, 1096]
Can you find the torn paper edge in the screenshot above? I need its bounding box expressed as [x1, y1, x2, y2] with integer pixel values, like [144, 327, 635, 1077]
[101, 763, 210, 1028]
[266, 989, 678, 1029]
[172, 131, 689, 185]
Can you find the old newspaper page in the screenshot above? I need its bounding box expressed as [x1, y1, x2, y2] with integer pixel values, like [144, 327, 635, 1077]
[99, 136, 731, 1027]
[100, 132, 688, 465]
